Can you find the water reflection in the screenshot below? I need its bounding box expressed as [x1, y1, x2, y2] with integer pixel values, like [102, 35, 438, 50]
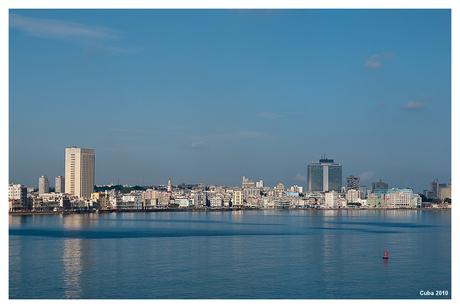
[61, 215, 96, 299]
[62, 238, 84, 298]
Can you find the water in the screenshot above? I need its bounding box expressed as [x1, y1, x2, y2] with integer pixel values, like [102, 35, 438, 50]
[9, 209, 451, 299]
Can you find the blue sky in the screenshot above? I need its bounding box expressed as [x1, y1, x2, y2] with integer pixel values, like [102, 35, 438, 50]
[8, 8, 452, 193]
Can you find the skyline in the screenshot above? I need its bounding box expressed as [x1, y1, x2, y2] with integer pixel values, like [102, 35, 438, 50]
[8, 9, 452, 193]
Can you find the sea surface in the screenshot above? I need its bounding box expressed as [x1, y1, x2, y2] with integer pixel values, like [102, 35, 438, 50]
[9, 209, 451, 299]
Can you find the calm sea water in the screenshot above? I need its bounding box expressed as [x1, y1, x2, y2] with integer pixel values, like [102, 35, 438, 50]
[9, 209, 451, 299]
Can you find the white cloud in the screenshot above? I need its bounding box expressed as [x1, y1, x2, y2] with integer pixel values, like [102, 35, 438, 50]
[295, 173, 306, 182]
[401, 101, 429, 110]
[10, 13, 120, 41]
[358, 171, 375, 180]
[187, 141, 207, 149]
[9, 13, 138, 55]
[365, 55, 381, 69]
[365, 52, 395, 69]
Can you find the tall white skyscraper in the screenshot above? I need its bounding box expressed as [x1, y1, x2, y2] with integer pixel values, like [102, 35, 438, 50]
[38, 175, 49, 194]
[65, 145, 95, 199]
[55, 176, 65, 193]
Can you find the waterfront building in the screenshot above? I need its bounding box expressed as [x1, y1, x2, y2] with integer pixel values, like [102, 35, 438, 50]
[122, 194, 142, 209]
[411, 194, 422, 208]
[91, 192, 109, 210]
[373, 188, 414, 200]
[325, 190, 339, 208]
[382, 191, 411, 208]
[210, 197, 223, 207]
[38, 176, 49, 194]
[307, 156, 342, 192]
[55, 176, 65, 193]
[65, 145, 95, 199]
[367, 196, 383, 207]
[346, 175, 360, 191]
[346, 189, 360, 203]
[8, 183, 28, 210]
[371, 179, 388, 193]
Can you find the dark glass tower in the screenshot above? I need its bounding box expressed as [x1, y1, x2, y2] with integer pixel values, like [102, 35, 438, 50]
[307, 156, 342, 192]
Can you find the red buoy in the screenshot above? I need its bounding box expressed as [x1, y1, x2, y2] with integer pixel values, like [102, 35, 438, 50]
[383, 248, 389, 259]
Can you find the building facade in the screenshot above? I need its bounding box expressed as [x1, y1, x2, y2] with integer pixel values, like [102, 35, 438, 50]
[65, 146, 95, 199]
[307, 156, 342, 192]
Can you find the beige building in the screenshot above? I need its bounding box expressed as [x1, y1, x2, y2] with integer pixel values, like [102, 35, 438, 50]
[233, 190, 243, 206]
[65, 146, 95, 199]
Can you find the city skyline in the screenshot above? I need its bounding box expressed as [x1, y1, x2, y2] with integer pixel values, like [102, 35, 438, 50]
[8, 9, 452, 193]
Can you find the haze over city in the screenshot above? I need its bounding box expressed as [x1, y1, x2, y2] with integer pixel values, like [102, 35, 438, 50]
[8, 8, 451, 193]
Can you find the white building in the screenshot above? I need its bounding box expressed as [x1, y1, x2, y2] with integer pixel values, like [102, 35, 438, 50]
[65, 145, 95, 199]
[9, 183, 28, 209]
[290, 185, 303, 193]
[325, 190, 339, 208]
[346, 189, 360, 203]
[210, 197, 223, 207]
[255, 180, 264, 188]
[122, 194, 142, 209]
[38, 176, 49, 194]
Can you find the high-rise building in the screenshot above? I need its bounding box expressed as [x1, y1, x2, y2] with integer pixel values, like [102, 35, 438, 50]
[65, 145, 95, 199]
[371, 179, 388, 193]
[55, 176, 65, 193]
[307, 156, 342, 192]
[38, 175, 49, 194]
[346, 175, 360, 191]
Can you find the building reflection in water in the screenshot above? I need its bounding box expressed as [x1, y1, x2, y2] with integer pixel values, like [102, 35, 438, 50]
[63, 238, 84, 298]
[61, 215, 96, 299]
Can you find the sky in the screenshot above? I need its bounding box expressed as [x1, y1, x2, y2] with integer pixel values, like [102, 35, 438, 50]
[7, 7, 453, 193]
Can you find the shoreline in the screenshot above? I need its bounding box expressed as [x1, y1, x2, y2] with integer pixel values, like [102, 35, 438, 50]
[8, 207, 451, 215]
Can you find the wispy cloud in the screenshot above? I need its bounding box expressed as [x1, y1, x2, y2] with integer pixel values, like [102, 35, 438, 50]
[401, 101, 429, 110]
[365, 52, 395, 69]
[358, 171, 375, 180]
[185, 141, 207, 149]
[10, 13, 120, 40]
[9, 13, 137, 54]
